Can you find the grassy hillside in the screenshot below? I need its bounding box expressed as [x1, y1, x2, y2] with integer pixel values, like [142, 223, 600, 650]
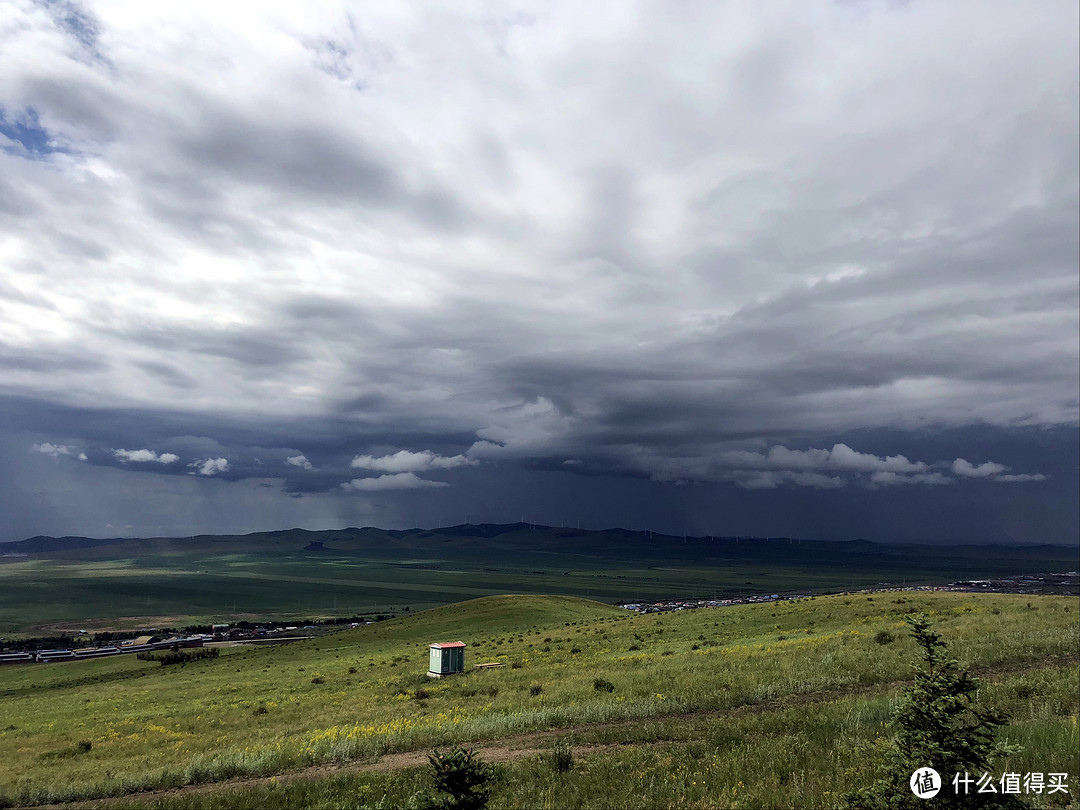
[0, 592, 1076, 808]
[1, 524, 1074, 634]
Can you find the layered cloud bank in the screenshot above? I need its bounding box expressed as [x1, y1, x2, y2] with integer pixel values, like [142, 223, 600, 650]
[25, 437, 1049, 493]
[1, 1, 1076, 542]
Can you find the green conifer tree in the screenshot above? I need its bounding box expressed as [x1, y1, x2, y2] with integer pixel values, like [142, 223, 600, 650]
[421, 747, 493, 810]
[845, 614, 1025, 809]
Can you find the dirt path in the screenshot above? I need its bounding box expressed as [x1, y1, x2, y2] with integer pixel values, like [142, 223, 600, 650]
[51, 739, 622, 809]
[42, 654, 1079, 808]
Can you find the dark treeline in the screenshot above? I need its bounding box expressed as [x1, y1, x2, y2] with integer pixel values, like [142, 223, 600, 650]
[137, 648, 220, 666]
[179, 611, 404, 634]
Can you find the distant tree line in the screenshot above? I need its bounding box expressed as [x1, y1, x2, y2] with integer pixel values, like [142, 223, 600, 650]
[1, 611, 412, 652]
[180, 611, 403, 634]
[137, 648, 219, 666]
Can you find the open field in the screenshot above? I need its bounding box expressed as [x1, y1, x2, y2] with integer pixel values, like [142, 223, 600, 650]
[1, 525, 1074, 634]
[0, 591, 1076, 808]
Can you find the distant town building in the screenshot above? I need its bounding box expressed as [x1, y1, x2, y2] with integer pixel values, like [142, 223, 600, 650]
[427, 641, 466, 678]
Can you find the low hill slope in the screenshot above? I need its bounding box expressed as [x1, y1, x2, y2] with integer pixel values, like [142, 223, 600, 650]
[377, 594, 624, 640]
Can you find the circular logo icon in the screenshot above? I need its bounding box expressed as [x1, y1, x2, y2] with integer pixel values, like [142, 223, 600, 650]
[910, 768, 942, 799]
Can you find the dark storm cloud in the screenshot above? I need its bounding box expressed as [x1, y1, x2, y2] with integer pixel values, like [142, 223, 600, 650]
[170, 103, 400, 207]
[113, 324, 311, 370]
[133, 360, 198, 390]
[0, 347, 106, 373]
[3, 387, 1076, 543]
[0, 1, 1075, 544]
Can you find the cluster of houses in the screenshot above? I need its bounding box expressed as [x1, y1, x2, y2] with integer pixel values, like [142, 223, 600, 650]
[618, 571, 1078, 614]
[943, 572, 1077, 594]
[619, 594, 789, 613]
[0, 634, 205, 665]
[0, 621, 368, 665]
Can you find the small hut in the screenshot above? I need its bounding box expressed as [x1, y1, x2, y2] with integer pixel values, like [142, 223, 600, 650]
[427, 641, 466, 678]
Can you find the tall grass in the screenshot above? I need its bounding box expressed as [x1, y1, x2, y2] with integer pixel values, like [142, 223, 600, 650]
[94, 665, 1078, 809]
[1, 592, 1076, 806]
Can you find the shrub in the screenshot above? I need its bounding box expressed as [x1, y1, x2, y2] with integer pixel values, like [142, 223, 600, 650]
[413, 688, 431, 701]
[593, 677, 615, 693]
[628, 644, 641, 651]
[873, 630, 894, 645]
[252, 705, 269, 715]
[549, 740, 574, 773]
[529, 683, 543, 696]
[311, 676, 325, 684]
[570, 647, 582, 654]
[425, 747, 493, 810]
[76, 740, 92, 753]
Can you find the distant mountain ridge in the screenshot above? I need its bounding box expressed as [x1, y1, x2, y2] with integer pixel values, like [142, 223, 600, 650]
[7, 535, 140, 553]
[4, 523, 1073, 560]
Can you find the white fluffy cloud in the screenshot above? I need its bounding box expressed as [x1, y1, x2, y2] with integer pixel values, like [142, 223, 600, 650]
[286, 454, 315, 471]
[191, 458, 229, 476]
[31, 442, 87, 461]
[350, 450, 477, 474]
[341, 472, 450, 491]
[950, 458, 1047, 483]
[113, 448, 179, 464]
[952, 458, 1008, 478]
[770, 444, 927, 474]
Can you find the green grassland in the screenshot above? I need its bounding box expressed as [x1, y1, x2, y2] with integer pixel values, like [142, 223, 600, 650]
[1, 525, 1074, 634]
[0, 592, 1076, 808]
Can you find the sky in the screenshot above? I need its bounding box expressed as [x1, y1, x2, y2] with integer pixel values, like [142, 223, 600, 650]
[1, 1, 1077, 545]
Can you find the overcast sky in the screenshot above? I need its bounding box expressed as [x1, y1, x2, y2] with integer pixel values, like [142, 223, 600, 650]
[1, 1, 1077, 545]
